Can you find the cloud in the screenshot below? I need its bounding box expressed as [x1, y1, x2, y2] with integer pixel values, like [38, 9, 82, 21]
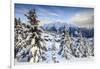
[37, 8, 60, 18]
[69, 10, 94, 28]
[37, 8, 65, 25]
[15, 8, 28, 15]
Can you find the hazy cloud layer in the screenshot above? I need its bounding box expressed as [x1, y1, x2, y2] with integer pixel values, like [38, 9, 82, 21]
[15, 4, 94, 27]
[70, 10, 94, 28]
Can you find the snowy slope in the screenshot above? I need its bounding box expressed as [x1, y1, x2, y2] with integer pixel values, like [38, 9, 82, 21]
[14, 23, 94, 63]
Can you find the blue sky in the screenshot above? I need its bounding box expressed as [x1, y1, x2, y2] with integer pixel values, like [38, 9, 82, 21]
[15, 3, 94, 27]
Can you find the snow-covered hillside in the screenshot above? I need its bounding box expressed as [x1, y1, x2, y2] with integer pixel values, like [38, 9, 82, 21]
[14, 22, 94, 63]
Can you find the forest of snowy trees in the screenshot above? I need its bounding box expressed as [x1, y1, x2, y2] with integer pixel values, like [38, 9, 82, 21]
[14, 9, 94, 63]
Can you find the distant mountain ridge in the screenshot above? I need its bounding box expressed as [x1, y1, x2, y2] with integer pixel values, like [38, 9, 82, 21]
[41, 22, 94, 38]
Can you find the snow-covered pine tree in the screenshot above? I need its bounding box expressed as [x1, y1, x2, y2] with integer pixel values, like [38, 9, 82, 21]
[73, 31, 88, 58]
[51, 35, 58, 63]
[15, 18, 22, 28]
[24, 9, 39, 26]
[58, 26, 72, 60]
[25, 9, 47, 63]
[14, 17, 22, 58]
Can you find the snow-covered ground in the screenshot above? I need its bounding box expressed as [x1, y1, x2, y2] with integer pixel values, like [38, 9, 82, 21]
[14, 24, 94, 63]
[39, 32, 94, 63]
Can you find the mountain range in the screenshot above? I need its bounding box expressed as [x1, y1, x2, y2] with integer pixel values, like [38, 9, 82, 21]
[41, 22, 94, 38]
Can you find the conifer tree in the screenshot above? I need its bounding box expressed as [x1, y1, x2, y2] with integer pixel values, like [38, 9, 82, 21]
[24, 9, 39, 26]
[25, 9, 46, 63]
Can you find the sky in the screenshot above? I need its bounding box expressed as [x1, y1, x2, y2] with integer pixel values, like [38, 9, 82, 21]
[15, 3, 94, 28]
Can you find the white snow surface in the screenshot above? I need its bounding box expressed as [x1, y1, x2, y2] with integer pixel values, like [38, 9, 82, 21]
[14, 24, 94, 63]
